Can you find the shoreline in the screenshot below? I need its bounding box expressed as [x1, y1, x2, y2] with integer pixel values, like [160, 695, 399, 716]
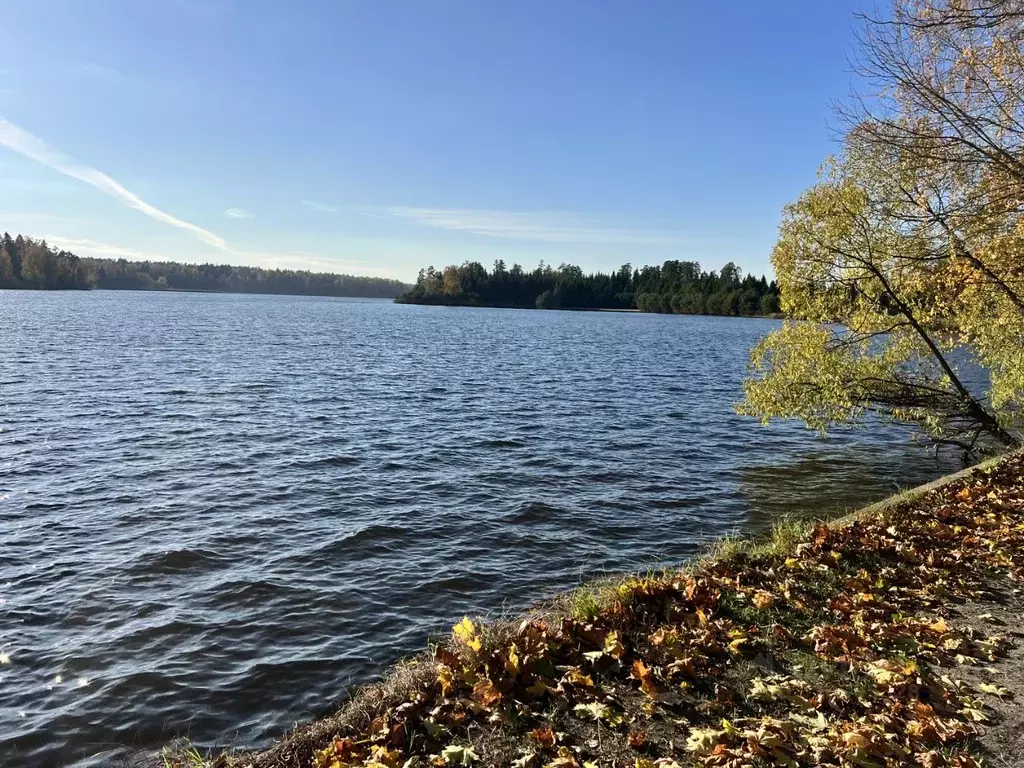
[2, 288, 783, 319]
[394, 298, 782, 320]
[0, 286, 406, 300]
[161, 449, 1024, 768]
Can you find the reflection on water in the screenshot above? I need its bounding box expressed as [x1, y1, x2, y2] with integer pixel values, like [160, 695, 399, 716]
[0, 291, 966, 767]
[738, 441, 960, 534]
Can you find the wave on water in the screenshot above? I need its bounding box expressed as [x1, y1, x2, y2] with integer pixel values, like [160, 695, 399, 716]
[0, 292, 962, 767]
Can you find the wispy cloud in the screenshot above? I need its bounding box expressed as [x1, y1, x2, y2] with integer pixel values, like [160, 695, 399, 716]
[0, 116, 228, 250]
[0, 119, 406, 276]
[383, 206, 692, 246]
[41, 234, 408, 279]
[45, 234, 289, 268]
[42, 236, 170, 261]
[223, 207, 253, 219]
[301, 199, 340, 213]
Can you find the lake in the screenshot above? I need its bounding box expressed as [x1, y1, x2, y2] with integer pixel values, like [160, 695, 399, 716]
[0, 290, 962, 766]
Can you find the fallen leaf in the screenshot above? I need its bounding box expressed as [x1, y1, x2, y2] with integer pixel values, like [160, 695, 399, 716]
[453, 617, 483, 652]
[441, 745, 478, 765]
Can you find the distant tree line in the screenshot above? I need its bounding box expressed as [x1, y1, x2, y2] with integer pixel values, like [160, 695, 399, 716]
[397, 259, 780, 316]
[0, 233, 409, 298]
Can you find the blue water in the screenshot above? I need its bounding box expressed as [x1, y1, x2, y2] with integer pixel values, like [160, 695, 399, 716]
[0, 290, 961, 766]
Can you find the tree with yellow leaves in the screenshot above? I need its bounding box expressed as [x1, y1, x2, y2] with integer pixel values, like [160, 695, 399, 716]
[741, 0, 1024, 456]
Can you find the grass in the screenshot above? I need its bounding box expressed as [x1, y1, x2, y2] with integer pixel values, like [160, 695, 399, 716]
[161, 742, 207, 768]
[704, 517, 814, 562]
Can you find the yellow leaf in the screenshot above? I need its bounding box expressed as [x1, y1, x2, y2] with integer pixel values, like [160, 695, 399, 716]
[728, 635, 749, 655]
[453, 617, 483, 652]
[685, 728, 723, 754]
[842, 732, 871, 750]
[442, 744, 479, 765]
[437, 664, 454, 696]
[979, 682, 1011, 698]
[603, 630, 625, 660]
[561, 667, 595, 689]
[506, 644, 521, 673]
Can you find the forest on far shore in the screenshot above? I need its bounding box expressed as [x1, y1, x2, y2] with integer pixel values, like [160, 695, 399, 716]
[397, 259, 781, 316]
[1, 231, 781, 316]
[0, 233, 409, 298]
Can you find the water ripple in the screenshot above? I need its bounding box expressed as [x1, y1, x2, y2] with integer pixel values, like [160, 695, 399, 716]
[0, 291, 963, 767]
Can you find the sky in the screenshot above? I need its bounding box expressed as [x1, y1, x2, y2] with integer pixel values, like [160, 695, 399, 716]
[0, 0, 866, 282]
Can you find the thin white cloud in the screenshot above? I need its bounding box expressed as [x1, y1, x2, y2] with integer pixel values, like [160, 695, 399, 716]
[0, 116, 228, 250]
[42, 236, 169, 261]
[231, 247, 404, 277]
[40, 234, 409, 279]
[223, 207, 253, 219]
[301, 199, 340, 213]
[384, 206, 692, 246]
[0, 121, 409, 277]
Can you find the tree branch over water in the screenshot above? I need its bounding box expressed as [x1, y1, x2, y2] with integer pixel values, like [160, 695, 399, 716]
[741, 0, 1024, 456]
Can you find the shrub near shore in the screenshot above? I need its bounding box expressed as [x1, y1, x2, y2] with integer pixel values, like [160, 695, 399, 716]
[200, 452, 1024, 768]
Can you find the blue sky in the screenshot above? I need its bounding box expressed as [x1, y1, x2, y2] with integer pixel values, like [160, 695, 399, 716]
[0, 0, 864, 281]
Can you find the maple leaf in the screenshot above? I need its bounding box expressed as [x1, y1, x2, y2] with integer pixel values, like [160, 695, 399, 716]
[685, 727, 723, 754]
[472, 678, 501, 708]
[529, 726, 556, 748]
[631, 660, 659, 698]
[441, 745, 478, 765]
[436, 665, 454, 697]
[505, 644, 521, 673]
[453, 617, 482, 652]
[560, 667, 595, 689]
[603, 630, 625, 659]
[978, 682, 1011, 698]
[960, 703, 989, 722]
